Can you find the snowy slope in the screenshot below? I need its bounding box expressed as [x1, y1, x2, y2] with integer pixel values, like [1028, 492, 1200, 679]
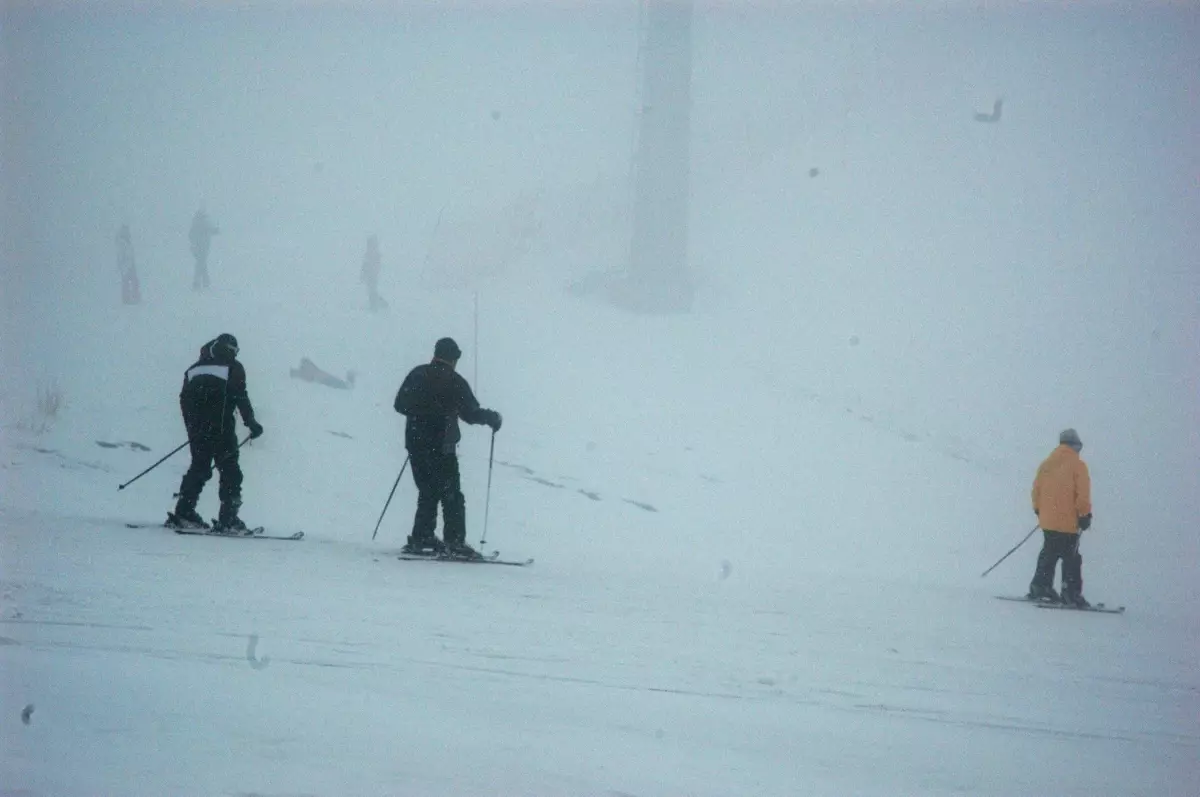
[3, 4, 1199, 796]
[4, 246, 1198, 796]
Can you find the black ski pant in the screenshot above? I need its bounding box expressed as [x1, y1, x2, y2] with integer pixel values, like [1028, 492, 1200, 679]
[1030, 529, 1083, 596]
[408, 447, 466, 546]
[177, 429, 241, 515]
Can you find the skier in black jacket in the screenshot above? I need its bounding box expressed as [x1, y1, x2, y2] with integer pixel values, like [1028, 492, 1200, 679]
[167, 333, 264, 531]
[393, 337, 501, 557]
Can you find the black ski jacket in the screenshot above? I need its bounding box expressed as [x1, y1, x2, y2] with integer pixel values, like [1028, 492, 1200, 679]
[394, 360, 491, 454]
[180, 340, 257, 438]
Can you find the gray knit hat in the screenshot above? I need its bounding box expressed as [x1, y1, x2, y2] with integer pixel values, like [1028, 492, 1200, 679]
[1059, 428, 1082, 448]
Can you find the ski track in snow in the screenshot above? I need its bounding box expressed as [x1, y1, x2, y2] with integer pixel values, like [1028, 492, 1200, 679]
[2, 501, 1197, 796]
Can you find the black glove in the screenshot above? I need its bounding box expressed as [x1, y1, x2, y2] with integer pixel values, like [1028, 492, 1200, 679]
[485, 410, 502, 432]
[1034, 508, 1039, 516]
[1077, 513, 1092, 531]
[248, 420, 265, 439]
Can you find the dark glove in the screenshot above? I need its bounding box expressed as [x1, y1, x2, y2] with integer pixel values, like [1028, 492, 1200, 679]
[248, 420, 265, 439]
[1034, 508, 1039, 516]
[1077, 513, 1092, 531]
[485, 410, 502, 432]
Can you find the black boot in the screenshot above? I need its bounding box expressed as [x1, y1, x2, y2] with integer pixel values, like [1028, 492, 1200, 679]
[446, 540, 483, 560]
[1061, 586, 1090, 609]
[168, 497, 209, 529]
[401, 535, 445, 555]
[1026, 583, 1061, 603]
[213, 500, 252, 535]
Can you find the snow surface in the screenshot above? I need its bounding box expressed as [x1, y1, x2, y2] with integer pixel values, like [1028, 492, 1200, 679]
[2, 4, 1199, 796]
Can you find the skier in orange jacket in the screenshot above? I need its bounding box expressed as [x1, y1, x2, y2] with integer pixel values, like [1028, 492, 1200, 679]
[1028, 428, 1093, 607]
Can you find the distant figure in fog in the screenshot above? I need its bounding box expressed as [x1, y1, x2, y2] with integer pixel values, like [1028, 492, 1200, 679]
[974, 97, 1003, 123]
[290, 357, 356, 390]
[115, 224, 141, 304]
[189, 206, 219, 290]
[361, 234, 388, 312]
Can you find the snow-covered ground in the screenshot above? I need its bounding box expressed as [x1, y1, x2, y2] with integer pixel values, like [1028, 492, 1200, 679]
[4, 285, 1197, 795]
[2, 4, 1198, 796]
[2, 496, 1197, 797]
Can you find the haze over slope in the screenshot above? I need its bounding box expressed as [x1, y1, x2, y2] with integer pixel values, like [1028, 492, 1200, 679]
[2, 5, 1199, 795]
[2, 5, 1197, 596]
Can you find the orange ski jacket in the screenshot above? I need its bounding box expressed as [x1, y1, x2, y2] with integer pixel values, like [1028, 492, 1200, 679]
[1031, 445, 1092, 534]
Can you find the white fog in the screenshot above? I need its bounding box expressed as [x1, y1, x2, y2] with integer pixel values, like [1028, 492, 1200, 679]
[2, 2, 1197, 795]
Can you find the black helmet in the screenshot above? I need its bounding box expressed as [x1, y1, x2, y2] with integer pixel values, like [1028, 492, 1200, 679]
[434, 337, 461, 362]
[206, 333, 239, 360]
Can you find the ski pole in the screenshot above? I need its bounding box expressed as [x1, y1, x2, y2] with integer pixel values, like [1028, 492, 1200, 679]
[980, 524, 1040, 578]
[479, 430, 495, 547]
[372, 455, 410, 541]
[118, 440, 190, 490]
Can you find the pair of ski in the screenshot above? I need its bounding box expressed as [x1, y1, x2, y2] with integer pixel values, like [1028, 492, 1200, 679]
[995, 595, 1125, 614]
[127, 519, 531, 564]
[125, 520, 304, 541]
[398, 549, 533, 567]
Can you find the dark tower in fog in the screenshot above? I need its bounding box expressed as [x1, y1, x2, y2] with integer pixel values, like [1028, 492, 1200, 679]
[622, 0, 693, 313]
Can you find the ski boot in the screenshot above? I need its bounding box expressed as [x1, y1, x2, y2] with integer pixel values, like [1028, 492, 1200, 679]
[445, 541, 483, 561]
[211, 516, 255, 536]
[165, 505, 209, 530]
[1061, 588, 1090, 609]
[401, 535, 446, 556]
[212, 501, 255, 536]
[1026, 584, 1061, 603]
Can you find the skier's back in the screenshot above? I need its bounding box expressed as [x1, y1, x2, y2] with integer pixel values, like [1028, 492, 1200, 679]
[168, 333, 264, 531]
[1028, 428, 1093, 607]
[393, 337, 501, 557]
